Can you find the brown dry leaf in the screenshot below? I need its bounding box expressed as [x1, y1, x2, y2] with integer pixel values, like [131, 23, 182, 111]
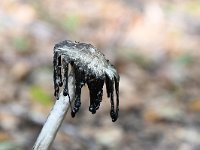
[10, 60, 30, 81]
[143, 104, 183, 123]
[143, 109, 161, 122]
[0, 132, 10, 141]
[188, 99, 200, 112]
[0, 112, 20, 130]
[5, 2, 36, 25]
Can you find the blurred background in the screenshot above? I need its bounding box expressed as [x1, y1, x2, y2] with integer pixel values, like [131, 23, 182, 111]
[0, 0, 200, 150]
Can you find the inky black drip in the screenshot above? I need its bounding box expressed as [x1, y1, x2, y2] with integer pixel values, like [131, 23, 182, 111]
[53, 40, 120, 122]
[53, 51, 62, 99]
[71, 66, 86, 117]
[87, 78, 104, 114]
[105, 75, 119, 122]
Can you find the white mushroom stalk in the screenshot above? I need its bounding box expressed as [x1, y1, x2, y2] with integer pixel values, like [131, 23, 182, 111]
[33, 71, 75, 150]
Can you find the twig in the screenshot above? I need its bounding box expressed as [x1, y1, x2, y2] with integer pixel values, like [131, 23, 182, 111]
[33, 71, 75, 150]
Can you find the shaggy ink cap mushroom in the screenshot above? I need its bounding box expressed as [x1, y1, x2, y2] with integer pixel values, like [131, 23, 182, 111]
[53, 40, 120, 122]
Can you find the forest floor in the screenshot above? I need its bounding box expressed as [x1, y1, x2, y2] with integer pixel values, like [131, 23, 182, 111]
[0, 0, 200, 150]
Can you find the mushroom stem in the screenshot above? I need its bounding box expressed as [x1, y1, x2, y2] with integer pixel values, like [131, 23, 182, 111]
[33, 70, 75, 150]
